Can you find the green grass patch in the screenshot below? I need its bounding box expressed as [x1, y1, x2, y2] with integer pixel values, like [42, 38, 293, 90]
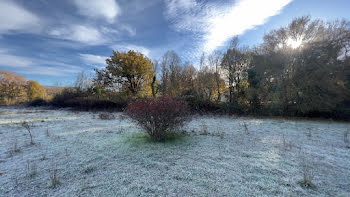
[123, 132, 186, 146]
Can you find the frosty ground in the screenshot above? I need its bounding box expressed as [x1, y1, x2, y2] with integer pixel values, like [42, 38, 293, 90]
[0, 108, 349, 196]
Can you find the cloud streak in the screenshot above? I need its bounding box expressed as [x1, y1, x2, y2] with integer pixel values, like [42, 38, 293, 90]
[79, 53, 108, 66]
[73, 0, 121, 23]
[0, 0, 41, 34]
[49, 25, 107, 45]
[165, 0, 293, 53]
[0, 52, 33, 67]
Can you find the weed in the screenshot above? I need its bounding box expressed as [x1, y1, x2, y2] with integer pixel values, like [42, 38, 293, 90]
[40, 155, 47, 161]
[8, 138, 21, 156]
[306, 128, 312, 138]
[117, 126, 125, 134]
[219, 131, 225, 139]
[99, 113, 115, 120]
[298, 154, 316, 190]
[344, 130, 349, 143]
[27, 160, 37, 178]
[13, 138, 21, 152]
[344, 130, 349, 148]
[213, 126, 225, 139]
[49, 169, 60, 188]
[243, 122, 250, 134]
[282, 133, 292, 150]
[119, 114, 127, 121]
[82, 166, 95, 174]
[45, 127, 50, 137]
[200, 122, 209, 135]
[298, 165, 316, 189]
[21, 121, 34, 145]
[64, 148, 69, 157]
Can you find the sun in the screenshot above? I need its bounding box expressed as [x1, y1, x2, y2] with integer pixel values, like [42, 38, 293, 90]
[286, 37, 303, 49]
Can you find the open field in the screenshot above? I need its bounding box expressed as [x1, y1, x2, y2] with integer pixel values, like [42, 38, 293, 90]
[0, 108, 349, 196]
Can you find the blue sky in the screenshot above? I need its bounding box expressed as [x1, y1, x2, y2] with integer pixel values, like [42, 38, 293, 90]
[0, 0, 349, 86]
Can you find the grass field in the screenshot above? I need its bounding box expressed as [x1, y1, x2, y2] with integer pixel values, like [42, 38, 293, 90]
[0, 108, 349, 196]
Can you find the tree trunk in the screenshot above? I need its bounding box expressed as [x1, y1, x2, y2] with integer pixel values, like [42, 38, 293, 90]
[151, 76, 156, 98]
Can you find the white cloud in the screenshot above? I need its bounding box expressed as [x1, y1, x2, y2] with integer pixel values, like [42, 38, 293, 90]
[49, 25, 106, 45]
[166, 0, 197, 17]
[79, 54, 108, 65]
[165, 0, 293, 53]
[0, 51, 33, 67]
[0, 0, 41, 34]
[73, 0, 121, 23]
[111, 44, 151, 56]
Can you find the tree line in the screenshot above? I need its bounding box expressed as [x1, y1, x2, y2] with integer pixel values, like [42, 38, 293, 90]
[0, 71, 47, 105]
[85, 16, 349, 119]
[2, 16, 349, 120]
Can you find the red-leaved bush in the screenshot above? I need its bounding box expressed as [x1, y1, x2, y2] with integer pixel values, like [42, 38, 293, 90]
[125, 96, 190, 141]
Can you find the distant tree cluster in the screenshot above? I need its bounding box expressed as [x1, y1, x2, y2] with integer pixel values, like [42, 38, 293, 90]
[0, 71, 47, 105]
[50, 16, 350, 119]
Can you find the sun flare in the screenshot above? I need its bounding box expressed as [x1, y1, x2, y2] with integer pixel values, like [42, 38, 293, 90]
[287, 37, 303, 49]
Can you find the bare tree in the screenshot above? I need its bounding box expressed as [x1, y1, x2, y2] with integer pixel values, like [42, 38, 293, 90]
[160, 51, 181, 96]
[208, 50, 223, 102]
[221, 38, 251, 103]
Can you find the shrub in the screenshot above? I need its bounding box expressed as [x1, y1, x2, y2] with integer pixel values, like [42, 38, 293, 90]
[50, 89, 128, 111]
[50, 88, 78, 107]
[183, 95, 221, 113]
[27, 98, 48, 107]
[125, 96, 190, 141]
[63, 97, 127, 111]
[219, 102, 244, 115]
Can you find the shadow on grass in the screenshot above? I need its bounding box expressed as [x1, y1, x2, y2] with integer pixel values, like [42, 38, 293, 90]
[123, 132, 187, 147]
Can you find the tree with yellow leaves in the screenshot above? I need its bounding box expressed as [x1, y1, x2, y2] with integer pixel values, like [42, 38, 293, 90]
[27, 80, 46, 101]
[95, 50, 154, 97]
[0, 71, 27, 105]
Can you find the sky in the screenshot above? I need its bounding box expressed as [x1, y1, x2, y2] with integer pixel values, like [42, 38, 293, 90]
[0, 0, 349, 86]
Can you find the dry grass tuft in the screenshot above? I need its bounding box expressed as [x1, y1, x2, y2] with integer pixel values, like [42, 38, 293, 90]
[306, 128, 312, 138]
[200, 122, 209, 135]
[298, 155, 316, 190]
[243, 122, 250, 134]
[99, 113, 115, 120]
[8, 138, 21, 156]
[49, 169, 60, 188]
[82, 166, 95, 174]
[282, 133, 293, 150]
[27, 160, 37, 178]
[344, 130, 350, 148]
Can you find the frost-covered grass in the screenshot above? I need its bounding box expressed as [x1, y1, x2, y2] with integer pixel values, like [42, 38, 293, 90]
[0, 108, 349, 196]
